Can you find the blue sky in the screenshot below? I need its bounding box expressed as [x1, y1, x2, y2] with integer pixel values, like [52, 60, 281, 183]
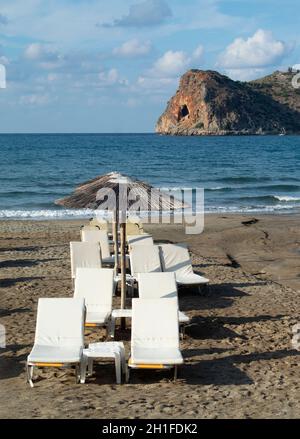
[0, 0, 299, 133]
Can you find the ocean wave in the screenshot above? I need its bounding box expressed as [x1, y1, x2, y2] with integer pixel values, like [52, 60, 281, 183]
[206, 187, 232, 192]
[0, 209, 96, 219]
[236, 195, 300, 203]
[205, 204, 300, 213]
[0, 203, 299, 219]
[274, 195, 300, 202]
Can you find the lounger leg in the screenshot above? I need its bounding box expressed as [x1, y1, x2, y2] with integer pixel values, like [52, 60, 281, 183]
[180, 324, 185, 340]
[118, 345, 129, 383]
[114, 352, 121, 384]
[80, 357, 87, 384]
[88, 358, 93, 376]
[26, 363, 34, 388]
[110, 316, 116, 340]
[108, 319, 115, 340]
[75, 364, 81, 384]
[174, 366, 178, 382]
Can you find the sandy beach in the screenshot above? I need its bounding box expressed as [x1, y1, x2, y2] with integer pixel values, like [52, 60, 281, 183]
[0, 214, 300, 419]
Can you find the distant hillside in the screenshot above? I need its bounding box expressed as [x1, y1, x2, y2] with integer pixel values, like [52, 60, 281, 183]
[250, 70, 300, 113]
[156, 69, 300, 135]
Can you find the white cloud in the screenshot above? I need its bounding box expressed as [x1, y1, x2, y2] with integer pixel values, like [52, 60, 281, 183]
[224, 68, 267, 81]
[98, 68, 128, 86]
[151, 45, 204, 77]
[218, 29, 290, 69]
[0, 55, 9, 66]
[113, 39, 151, 57]
[193, 45, 204, 61]
[24, 43, 62, 63]
[152, 50, 190, 76]
[106, 0, 172, 27]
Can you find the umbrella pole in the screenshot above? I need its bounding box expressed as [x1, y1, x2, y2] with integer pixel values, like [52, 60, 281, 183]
[120, 221, 127, 329]
[113, 217, 118, 276]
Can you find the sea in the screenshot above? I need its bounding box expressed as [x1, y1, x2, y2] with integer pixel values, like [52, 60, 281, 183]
[0, 133, 299, 219]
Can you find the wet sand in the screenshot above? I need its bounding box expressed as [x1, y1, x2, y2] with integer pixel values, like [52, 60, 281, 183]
[0, 214, 300, 419]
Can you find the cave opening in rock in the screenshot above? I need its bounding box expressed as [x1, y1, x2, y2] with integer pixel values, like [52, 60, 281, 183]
[178, 104, 189, 120]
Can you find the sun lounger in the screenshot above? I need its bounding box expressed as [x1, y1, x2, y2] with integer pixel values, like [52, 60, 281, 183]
[127, 234, 154, 247]
[129, 298, 183, 380]
[81, 229, 129, 267]
[81, 228, 112, 262]
[159, 244, 209, 290]
[138, 272, 190, 325]
[130, 245, 162, 279]
[70, 242, 102, 280]
[26, 298, 85, 387]
[74, 268, 114, 333]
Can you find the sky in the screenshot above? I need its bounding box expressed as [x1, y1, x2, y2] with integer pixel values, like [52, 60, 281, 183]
[0, 0, 299, 133]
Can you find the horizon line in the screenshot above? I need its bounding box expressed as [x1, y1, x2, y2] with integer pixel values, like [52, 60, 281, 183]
[0, 132, 157, 135]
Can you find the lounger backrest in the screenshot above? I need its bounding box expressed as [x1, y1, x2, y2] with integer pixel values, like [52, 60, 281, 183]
[81, 229, 110, 259]
[90, 218, 108, 230]
[132, 298, 180, 349]
[34, 298, 85, 348]
[159, 244, 194, 277]
[126, 222, 143, 236]
[127, 234, 154, 247]
[130, 245, 162, 277]
[70, 242, 102, 279]
[138, 272, 177, 299]
[81, 225, 100, 232]
[74, 268, 114, 314]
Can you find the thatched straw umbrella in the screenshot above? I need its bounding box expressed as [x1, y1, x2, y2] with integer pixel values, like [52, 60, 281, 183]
[55, 172, 184, 319]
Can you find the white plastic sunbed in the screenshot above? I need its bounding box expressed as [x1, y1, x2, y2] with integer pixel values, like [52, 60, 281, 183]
[159, 244, 209, 289]
[81, 229, 114, 265]
[70, 241, 102, 280]
[138, 272, 190, 325]
[130, 245, 162, 279]
[81, 228, 129, 267]
[127, 234, 154, 247]
[74, 268, 114, 333]
[26, 298, 85, 387]
[129, 298, 183, 380]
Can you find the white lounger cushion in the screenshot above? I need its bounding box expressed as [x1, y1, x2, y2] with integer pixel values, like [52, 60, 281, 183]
[138, 272, 190, 324]
[28, 298, 85, 364]
[28, 345, 82, 363]
[130, 245, 162, 278]
[131, 347, 183, 364]
[70, 242, 102, 279]
[74, 268, 114, 325]
[81, 229, 128, 265]
[128, 234, 154, 246]
[138, 272, 177, 299]
[81, 229, 111, 260]
[159, 244, 209, 285]
[131, 298, 183, 365]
